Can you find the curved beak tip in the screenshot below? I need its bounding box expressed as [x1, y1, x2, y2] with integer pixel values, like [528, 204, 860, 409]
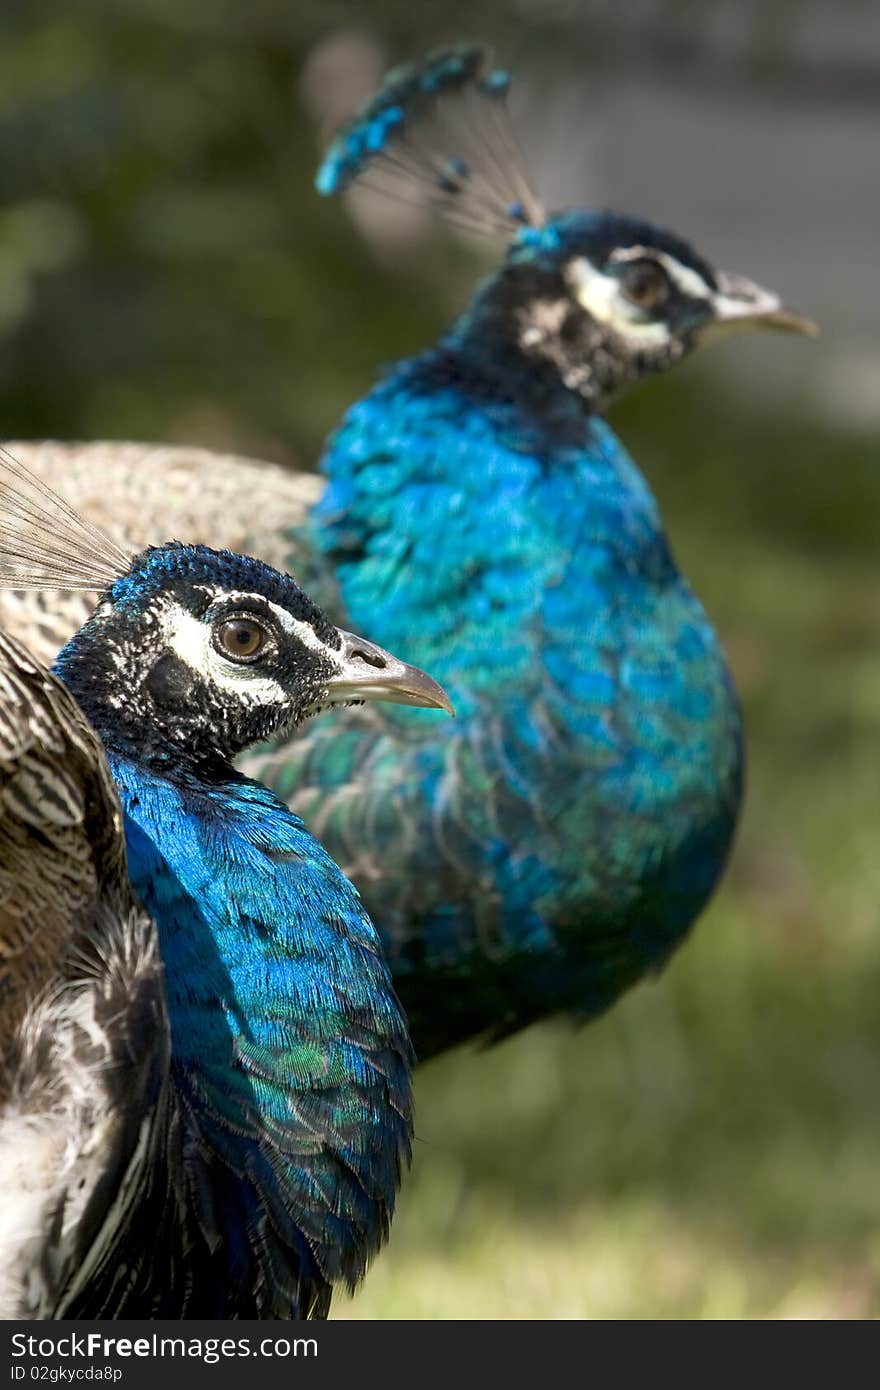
[393, 668, 455, 717]
[710, 273, 818, 340]
[781, 312, 820, 338]
[760, 306, 819, 338]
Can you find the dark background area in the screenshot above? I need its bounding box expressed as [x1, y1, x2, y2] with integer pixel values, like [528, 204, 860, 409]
[3, 0, 879, 1316]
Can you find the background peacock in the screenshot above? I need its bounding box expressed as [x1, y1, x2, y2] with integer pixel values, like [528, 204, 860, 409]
[0, 455, 451, 1317]
[0, 45, 814, 1059]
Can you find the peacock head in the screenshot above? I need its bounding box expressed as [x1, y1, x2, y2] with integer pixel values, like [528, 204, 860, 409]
[57, 544, 453, 773]
[494, 209, 816, 403]
[317, 43, 816, 406]
[0, 456, 452, 777]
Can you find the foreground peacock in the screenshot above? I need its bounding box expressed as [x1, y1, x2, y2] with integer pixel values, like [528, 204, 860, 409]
[0, 455, 451, 1317]
[0, 46, 815, 1058]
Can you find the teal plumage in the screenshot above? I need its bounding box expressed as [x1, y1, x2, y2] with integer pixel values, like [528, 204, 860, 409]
[103, 759, 411, 1316]
[265, 347, 742, 1053]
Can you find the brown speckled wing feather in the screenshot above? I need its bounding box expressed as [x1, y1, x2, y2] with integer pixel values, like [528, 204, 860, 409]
[0, 627, 171, 1318]
[0, 441, 322, 665]
[0, 628, 133, 1087]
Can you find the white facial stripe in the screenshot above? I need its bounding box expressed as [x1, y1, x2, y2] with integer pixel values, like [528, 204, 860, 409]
[216, 590, 331, 652]
[161, 603, 289, 705]
[284, 615, 333, 653]
[608, 245, 713, 301]
[705, 294, 758, 329]
[565, 258, 671, 345]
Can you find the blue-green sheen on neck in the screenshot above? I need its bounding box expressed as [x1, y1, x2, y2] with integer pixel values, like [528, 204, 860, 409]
[105, 751, 411, 1301]
[302, 319, 742, 1051]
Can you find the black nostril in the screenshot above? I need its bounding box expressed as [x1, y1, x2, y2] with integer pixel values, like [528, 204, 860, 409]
[351, 646, 386, 670]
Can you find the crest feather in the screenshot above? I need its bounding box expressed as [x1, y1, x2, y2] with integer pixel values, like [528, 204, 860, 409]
[316, 44, 544, 238]
[0, 446, 131, 592]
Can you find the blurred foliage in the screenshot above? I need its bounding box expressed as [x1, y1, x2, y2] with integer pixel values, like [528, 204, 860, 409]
[0, 0, 872, 453]
[2, 0, 879, 1318]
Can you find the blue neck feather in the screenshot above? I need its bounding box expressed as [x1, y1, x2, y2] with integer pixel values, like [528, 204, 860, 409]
[113, 754, 410, 1311]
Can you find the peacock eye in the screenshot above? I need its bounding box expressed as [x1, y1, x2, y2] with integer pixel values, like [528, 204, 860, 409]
[214, 617, 269, 662]
[618, 259, 670, 313]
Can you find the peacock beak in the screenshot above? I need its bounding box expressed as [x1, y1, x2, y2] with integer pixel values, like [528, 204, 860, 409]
[703, 271, 818, 339]
[322, 630, 454, 715]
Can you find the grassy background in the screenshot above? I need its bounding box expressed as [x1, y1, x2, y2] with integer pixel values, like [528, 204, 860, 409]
[1, 2, 878, 1319]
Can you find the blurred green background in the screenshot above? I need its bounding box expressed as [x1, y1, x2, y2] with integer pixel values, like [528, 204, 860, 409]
[3, 1, 879, 1318]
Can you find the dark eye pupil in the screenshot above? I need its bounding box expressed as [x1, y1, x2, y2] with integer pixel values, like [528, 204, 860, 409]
[621, 262, 668, 309]
[218, 618, 264, 659]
